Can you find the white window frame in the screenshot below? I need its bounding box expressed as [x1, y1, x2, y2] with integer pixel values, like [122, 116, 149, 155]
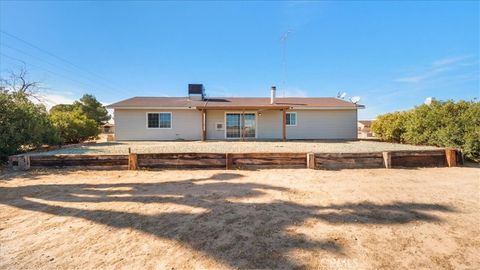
[146, 112, 172, 129]
[224, 111, 258, 139]
[286, 112, 297, 126]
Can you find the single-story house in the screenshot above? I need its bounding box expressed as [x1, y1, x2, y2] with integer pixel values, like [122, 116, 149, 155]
[107, 84, 365, 141]
[358, 120, 375, 138]
[101, 123, 115, 134]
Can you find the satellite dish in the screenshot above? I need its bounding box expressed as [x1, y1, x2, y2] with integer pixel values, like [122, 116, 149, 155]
[350, 96, 361, 104]
[340, 92, 347, 99]
[424, 97, 433, 105]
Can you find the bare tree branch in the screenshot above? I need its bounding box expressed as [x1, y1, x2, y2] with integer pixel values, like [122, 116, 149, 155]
[0, 65, 43, 101]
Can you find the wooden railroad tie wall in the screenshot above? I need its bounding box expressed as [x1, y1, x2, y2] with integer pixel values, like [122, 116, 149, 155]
[29, 155, 128, 169]
[228, 153, 306, 169]
[11, 149, 461, 171]
[137, 153, 226, 169]
[390, 150, 447, 168]
[314, 152, 384, 170]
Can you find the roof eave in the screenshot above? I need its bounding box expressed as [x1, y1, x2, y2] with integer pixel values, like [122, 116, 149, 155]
[196, 105, 290, 110]
[107, 106, 196, 110]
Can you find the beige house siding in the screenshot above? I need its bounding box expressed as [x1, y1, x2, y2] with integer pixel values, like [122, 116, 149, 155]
[287, 110, 357, 139]
[114, 109, 201, 140]
[205, 110, 225, 140]
[205, 109, 357, 140]
[115, 108, 358, 140]
[257, 110, 283, 139]
[205, 110, 283, 140]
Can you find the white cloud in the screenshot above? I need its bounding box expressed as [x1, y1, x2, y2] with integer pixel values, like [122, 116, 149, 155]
[394, 55, 475, 84]
[432, 55, 470, 67]
[394, 75, 427, 83]
[33, 91, 76, 110]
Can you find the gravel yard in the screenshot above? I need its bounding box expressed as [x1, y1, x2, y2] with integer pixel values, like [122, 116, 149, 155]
[1, 167, 479, 269]
[29, 140, 441, 156]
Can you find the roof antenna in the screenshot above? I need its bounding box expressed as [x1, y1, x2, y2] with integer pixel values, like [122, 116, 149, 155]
[280, 30, 292, 97]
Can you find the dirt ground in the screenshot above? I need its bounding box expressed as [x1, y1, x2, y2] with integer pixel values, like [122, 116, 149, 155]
[1, 167, 479, 269]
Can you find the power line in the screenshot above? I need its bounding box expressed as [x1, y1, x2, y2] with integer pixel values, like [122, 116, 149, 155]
[0, 52, 112, 94]
[0, 30, 128, 93]
[0, 42, 131, 97]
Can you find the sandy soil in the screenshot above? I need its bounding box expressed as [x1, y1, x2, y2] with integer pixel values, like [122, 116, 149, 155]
[1, 167, 479, 269]
[28, 140, 441, 156]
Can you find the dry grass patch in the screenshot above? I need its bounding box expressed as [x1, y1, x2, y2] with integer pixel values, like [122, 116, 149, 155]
[1, 167, 479, 269]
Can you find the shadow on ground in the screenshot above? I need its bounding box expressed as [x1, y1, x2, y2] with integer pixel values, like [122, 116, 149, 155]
[0, 172, 455, 269]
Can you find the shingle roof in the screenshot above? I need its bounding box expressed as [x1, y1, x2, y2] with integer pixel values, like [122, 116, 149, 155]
[107, 97, 362, 109]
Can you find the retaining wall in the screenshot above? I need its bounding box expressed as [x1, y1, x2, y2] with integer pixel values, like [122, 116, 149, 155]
[8, 149, 460, 171]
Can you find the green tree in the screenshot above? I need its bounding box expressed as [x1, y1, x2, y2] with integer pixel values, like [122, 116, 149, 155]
[74, 94, 110, 125]
[49, 103, 76, 114]
[0, 73, 61, 160]
[49, 109, 100, 144]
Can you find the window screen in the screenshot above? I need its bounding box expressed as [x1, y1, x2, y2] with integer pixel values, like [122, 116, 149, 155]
[286, 112, 296, 126]
[147, 113, 171, 128]
[159, 113, 171, 128]
[147, 113, 159, 128]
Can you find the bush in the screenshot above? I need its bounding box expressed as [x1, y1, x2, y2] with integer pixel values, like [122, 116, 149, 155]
[0, 91, 61, 160]
[49, 109, 100, 144]
[371, 111, 409, 142]
[372, 100, 480, 161]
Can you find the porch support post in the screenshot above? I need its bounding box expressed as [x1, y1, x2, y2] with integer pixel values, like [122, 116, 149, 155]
[282, 109, 286, 142]
[241, 110, 245, 141]
[201, 109, 206, 141]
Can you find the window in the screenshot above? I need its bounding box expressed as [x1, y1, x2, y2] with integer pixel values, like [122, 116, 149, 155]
[286, 112, 297, 126]
[147, 113, 171, 128]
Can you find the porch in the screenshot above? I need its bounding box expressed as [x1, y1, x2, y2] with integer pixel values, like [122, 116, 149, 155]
[199, 105, 291, 141]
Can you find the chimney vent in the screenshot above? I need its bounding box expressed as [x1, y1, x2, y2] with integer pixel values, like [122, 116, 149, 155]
[270, 86, 276, 104]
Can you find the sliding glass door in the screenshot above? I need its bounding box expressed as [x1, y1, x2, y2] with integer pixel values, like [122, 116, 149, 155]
[243, 114, 256, 138]
[226, 113, 241, 138]
[225, 113, 256, 139]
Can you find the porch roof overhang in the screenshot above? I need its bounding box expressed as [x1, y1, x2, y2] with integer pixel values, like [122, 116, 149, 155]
[196, 105, 290, 110]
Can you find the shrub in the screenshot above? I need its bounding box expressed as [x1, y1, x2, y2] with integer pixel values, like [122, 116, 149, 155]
[49, 109, 100, 144]
[371, 111, 408, 142]
[373, 100, 480, 161]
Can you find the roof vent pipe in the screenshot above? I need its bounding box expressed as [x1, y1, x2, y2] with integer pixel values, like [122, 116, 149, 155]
[270, 86, 276, 104]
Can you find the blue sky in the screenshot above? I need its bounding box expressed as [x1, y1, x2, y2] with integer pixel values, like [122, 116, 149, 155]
[0, 1, 478, 119]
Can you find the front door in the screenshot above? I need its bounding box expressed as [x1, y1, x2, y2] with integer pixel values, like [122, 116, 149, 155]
[225, 113, 256, 139]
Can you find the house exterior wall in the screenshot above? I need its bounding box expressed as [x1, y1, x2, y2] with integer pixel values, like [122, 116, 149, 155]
[204, 109, 357, 140]
[114, 109, 201, 140]
[205, 110, 225, 140]
[286, 110, 357, 139]
[205, 110, 284, 140]
[114, 108, 358, 140]
[257, 110, 283, 139]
